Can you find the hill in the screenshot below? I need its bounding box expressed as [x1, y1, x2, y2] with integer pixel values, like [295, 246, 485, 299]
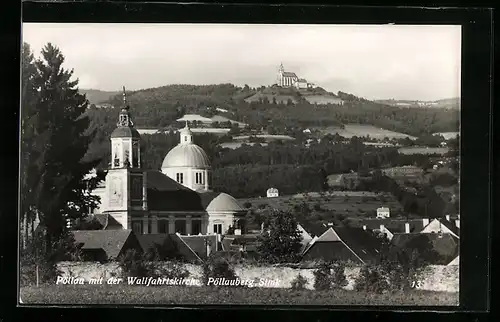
[80, 89, 120, 105]
[87, 83, 459, 139]
[374, 98, 460, 109]
[244, 85, 343, 105]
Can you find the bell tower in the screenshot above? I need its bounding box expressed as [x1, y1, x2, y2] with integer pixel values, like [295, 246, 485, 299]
[110, 86, 141, 169]
[105, 86, 147, 231]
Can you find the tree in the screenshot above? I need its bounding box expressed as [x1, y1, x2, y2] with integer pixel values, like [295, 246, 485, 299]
[21, 42, 103, 255]
[257, 209, 302, 263]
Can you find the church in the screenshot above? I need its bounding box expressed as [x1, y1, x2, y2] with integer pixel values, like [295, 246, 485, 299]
[277, 63, 313, 89]
[90, 88, 246, 236]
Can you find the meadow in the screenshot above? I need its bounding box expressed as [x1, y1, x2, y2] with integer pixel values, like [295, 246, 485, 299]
[20, 284, 458, 306]
[398, 147, 450, 155]
[238, 191, 404, 218]
[317, 124, 416, 140]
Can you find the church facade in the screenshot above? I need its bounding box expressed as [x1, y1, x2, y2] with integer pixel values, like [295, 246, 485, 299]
[91, 88, 246, 236]
[277, 63, 313, 89]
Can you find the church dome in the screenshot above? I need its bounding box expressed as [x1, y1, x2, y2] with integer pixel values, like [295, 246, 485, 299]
[161, 144, 211, 169]
[206, 193, 243, 212]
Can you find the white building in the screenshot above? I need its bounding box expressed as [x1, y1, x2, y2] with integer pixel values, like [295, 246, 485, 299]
[376, 207, 390, 219]
[91, 87, 246, 236]
[277, 63, 313, 88]
[266, 188, 279, 198]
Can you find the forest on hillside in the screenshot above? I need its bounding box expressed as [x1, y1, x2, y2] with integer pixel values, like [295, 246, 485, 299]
[91, 84, 460, 137]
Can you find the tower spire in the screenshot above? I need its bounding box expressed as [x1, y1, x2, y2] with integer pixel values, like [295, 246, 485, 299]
[122, 86, 127, 107]
[117, 86, 133, 127]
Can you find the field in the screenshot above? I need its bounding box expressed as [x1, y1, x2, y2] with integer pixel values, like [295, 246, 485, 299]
[238, 191, 404, 218]
[398, 147, 450, 155]
[303, 95, 343, 105]
[220, 142, 269, 149]
[20, 285, 458, 306]
[232, 135, 296, 141]
[316, 124, 416, 140]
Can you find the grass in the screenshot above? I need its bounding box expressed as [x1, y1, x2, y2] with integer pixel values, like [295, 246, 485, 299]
[20, 284, 458, 306]
[318, 124, 415, 140]
[238, 193, 403, 218]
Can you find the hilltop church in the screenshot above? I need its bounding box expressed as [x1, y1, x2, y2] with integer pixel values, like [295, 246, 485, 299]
[90, 88, 246, 236]
[277, 63, 313, 89]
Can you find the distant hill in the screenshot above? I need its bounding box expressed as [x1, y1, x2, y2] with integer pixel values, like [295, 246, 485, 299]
[374, 97, 460, 109]
[80, 89, 120, 105]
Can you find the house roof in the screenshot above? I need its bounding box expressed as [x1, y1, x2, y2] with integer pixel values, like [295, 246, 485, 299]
[145, 170, 206, 211]
[94, 214, 123, 230]
[298, 222, 329, 238]
[180, 235, 218, 259]
[135, 233, 210, 262]
[146, 170, 192, 192]
[297, 78, 307, 82]
[72, 230, 135, 259]
[437, 218, 460, 237]
[282, 72, 298, 78]
[333, 227, 383, 263]
[301, 226, 382, 264]
[448, 255, 459, 266]
[359, 219, 426, 233]
[391, 232, 459, 264]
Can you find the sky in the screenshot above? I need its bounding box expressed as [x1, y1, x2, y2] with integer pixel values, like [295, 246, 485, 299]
[22, 23, 461, 101]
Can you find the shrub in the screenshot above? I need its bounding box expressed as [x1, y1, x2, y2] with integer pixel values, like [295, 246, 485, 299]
[202, 255, 239, 287]
[118, 249, 154, 278]
[313, 263, 331, 290]
[313, 203, 322, 211]
[354, 265, 389, 294]
[20, 231, 80, 286]
[313, 262, 348, 291]
[291, 274, 308, 290]
[243, 202, 252, 209]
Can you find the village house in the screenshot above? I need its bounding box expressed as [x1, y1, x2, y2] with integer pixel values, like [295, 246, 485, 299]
[299, 222, 383, 264]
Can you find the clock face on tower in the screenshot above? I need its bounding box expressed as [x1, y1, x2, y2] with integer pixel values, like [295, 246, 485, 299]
[109, 176, 124, 207]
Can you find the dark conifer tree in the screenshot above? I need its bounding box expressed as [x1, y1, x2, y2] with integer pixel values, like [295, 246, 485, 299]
[22, 42, 103, 254]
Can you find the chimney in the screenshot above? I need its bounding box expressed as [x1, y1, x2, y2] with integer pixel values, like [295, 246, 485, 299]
[362, 225, 367, 231]
[422, 218, 429, 227]
[455, 219, 460, 229]
[405, 223, 410, 234]
[445, 215, 450, 222]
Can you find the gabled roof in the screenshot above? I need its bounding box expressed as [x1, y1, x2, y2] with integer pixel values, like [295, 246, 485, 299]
[333, 227, 383, 263]
[179, 235, 218, 260]
[94, 214, 123, 230]
[282, 72, 298, 78]
[448, 255, 459, 266]
[135, 233, 207, 262]
[391, 232, 459, 264]
[437, 218, 460, 237]
[298, 222, 329, 238]
[301, 226, 382, 264]
[72, 230, 136, 259]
